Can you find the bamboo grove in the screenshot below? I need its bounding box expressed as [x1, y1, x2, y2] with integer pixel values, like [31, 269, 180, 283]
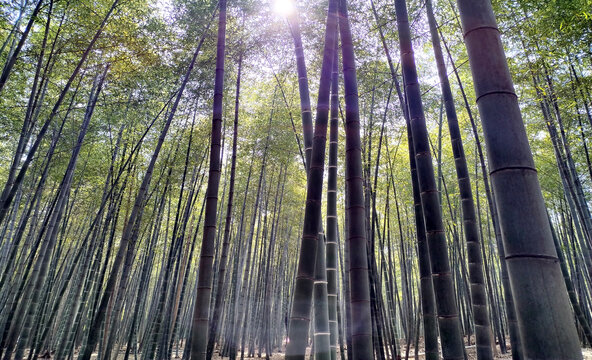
[0, 0, 591, 359]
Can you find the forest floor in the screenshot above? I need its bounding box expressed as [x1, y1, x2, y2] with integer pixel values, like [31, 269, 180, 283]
[207, 348, 592, 360]
[71, 340, 592, 359]
[70, 347, 592, 359]
[205, 339, 592, 360]
[205, 342, 592, 360]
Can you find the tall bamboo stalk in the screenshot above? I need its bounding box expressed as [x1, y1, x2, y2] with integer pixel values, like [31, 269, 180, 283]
[456, 0, 582, 357]
[425, 1, 493, 358]
[338, 0, 373, 357]
[394, 0, 465, 358]
[326, 34, 339, 360]
[285, 0, 337, 357]
[190, 0, 226, 358]
[207, 49, 243, 360]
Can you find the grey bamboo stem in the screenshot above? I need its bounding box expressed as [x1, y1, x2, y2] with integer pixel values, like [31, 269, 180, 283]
[425, 1, 493, 358]
[286, 0, 337, 357]
[456, 0, 582, 357]
[190, 0, 226, 357]
[394, 0, 465, 358]
[338, 0, 373, 357]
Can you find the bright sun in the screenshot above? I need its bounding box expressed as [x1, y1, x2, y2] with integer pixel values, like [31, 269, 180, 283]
[273, 0, 294, 16]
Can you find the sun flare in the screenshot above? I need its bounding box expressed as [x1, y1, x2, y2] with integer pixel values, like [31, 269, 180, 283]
[273, 0, 294, 16]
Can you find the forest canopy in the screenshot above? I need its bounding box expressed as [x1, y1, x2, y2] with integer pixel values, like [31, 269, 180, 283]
[0, 0, 591, 359]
